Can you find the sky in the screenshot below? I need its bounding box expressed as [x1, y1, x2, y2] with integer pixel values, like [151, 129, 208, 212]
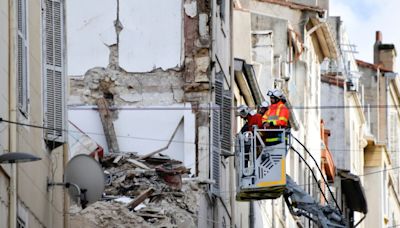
[329, 0, 400, 69]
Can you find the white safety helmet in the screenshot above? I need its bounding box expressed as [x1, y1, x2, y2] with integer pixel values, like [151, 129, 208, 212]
[237, 105, 250, 117]
[267, 88, 285, 100]
[260, 100, 270, 108]
[249, 110, 257, 116]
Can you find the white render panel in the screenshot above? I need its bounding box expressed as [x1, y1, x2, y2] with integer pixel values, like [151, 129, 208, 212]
[67, 0, 116, 76]
[119, 0, 182, 72]
[68, 104, 195, 171]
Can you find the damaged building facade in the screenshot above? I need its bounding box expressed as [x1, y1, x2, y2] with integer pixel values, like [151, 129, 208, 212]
[67, 0, 235, 227]
[1, 0, 399, 227]
[67, 1, 398, 228]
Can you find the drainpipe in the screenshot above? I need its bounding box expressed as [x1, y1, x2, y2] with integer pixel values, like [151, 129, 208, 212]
[63, 143, 69, 228]
[249, 200, 254, 228]
[9, 0, 18, 227]
[376, 67, 380, 142]
[386, 75, 389, 148]
[229, 0, 236, 228]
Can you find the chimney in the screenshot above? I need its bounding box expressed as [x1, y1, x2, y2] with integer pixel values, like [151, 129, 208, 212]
[376, 31, 382, 43]
[373, 31, 382, 64]
[373, 31, 397, 71]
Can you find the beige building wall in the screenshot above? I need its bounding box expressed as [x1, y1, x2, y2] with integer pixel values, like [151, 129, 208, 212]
[233, 9, 252, 63]
[0, 0, 66, 227]
[0, 0, 11, 227]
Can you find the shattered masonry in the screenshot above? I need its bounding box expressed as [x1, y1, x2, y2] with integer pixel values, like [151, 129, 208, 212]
[69, 0, 214, 227]
[70, 153, 202, 228]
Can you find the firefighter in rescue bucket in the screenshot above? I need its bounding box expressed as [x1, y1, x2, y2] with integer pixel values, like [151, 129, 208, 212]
[237, 104, 263, 163]
[262, 88, 290, 146]
[258, 100, 270, 116]
[237, 105, 263, 133]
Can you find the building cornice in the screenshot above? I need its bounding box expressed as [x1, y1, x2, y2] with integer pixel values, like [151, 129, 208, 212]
[257, 0, 325, 13]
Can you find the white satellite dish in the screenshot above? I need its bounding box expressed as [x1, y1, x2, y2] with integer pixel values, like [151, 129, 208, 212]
[48, 154, 105, 208]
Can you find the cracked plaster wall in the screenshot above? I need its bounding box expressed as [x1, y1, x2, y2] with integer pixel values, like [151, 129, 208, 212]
[69, 67, 184, 106]
[68, 0, 212, 110]
[67, 0, 184, 75]
[68, 0, 213, 183]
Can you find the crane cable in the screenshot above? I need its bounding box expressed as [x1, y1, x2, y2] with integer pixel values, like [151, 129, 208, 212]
[290, 134, 343, 215]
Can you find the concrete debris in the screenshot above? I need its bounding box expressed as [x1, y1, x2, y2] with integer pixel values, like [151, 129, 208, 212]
[114, 196, 133, 204]
[70, 153, 201, 228]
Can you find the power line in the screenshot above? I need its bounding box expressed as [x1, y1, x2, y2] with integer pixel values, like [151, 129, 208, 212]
[68, 104, 400, 111]
[3, 116, 400, 177]
[2, 117, 400, 158]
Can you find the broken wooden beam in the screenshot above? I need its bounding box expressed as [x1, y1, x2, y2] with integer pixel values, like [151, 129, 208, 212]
[138, 117, 183, 160]
[96, 97, 119, 153]
[126, 158, 151, 170]
[127, 188, 155, 210]
[135, 213, 166, 219]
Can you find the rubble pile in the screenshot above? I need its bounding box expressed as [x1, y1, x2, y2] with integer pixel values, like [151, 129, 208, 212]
[70, 153, 202, 228]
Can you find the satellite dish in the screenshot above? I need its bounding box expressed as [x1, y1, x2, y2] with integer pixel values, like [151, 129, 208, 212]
[64, 154, 105, 208]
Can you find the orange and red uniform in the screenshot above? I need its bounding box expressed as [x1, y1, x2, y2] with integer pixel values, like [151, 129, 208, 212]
[247, 113, 263, 131]
[262, 101, 289, 128]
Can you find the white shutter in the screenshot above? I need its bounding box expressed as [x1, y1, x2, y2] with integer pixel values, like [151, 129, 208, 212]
[17, 0, 28, 115]
[43, 0, 65, 144]
[211, 105, 221, 195]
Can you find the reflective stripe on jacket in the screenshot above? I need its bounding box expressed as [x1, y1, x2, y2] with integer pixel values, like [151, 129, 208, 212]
[262, 101, 289, 127]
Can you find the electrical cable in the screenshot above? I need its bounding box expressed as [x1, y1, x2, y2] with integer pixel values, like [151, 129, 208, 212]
[291, 135, 343, 214]
[3, 117, 400, 156]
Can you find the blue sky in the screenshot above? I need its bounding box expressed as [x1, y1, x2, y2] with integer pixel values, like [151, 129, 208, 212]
[330, 0, 400, 69]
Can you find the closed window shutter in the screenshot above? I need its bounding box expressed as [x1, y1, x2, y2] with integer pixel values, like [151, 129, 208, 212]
[17, 0, 28, 115]
[215, 73, 223, 107]
[44, 0, 65, 143]
[221, 90, 232, 153]
[211, 105, 221, 194]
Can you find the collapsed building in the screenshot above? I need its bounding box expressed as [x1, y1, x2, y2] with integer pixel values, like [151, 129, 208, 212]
[70, 153, 201, 228]
[67, 0, 234, 227]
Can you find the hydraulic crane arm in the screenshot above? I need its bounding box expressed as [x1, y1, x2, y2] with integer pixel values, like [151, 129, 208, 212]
[284, 176, 346, 228]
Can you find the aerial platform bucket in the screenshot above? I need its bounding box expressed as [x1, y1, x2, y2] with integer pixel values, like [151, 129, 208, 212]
[236, 129, 289, 201]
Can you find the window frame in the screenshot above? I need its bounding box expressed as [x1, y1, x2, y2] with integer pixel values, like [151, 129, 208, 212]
[17, 0, 29, 117]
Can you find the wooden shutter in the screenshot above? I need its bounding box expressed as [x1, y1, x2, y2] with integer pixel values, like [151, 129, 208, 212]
[211, 104, 221, 195]
[216, 72, 232, 154]
[215, 73, 223, 107]
[17, 0, 28, 115]
[221, 90, 231, 153]
[43, 0, 65, 144]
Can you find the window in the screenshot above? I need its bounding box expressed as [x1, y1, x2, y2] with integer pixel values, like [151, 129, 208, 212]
[43, 0, 65, 147]
[16, 217, 26, 228]
[17, 0, 28, 116]
[17, 201, 28, 228]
